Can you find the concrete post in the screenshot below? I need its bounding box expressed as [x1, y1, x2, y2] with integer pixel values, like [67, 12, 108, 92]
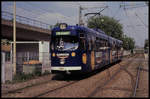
[2, 52, 5, 83]
[13, 2, 16, 75]
[79, 6, 82, 26]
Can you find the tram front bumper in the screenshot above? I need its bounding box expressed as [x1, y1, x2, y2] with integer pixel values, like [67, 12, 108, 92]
[51, 66, 81, 71]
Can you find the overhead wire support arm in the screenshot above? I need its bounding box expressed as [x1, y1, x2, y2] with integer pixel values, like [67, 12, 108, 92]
[78, 5, 108, 26]
[84, 12, 101, 16]
[84, 6, 108, 16]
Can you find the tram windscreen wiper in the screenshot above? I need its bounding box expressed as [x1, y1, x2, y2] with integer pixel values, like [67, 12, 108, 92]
[55, 36, 79, 51]
[63, 44, 78, 51]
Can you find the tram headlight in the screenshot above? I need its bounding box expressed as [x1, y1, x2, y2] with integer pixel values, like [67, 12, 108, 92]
[71, 52, 76, 57]
[52, 53, 56, 57]
[82, 53, 87, 64]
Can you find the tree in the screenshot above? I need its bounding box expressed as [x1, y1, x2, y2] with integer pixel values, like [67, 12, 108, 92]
[144, 39, 149, 49]
[87, 15, 123, 40]
[122, 35, 135, 50]
[49, 23, 60, 29]
[54, 22, 60, 27]
[145, 1, 149, 6]
[49, 25, 54, 29]
[87, 15, 135, 50]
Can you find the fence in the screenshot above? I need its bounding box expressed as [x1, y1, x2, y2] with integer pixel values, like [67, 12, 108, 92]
[1, 51, 51, 83]
[1, 52, 5, 83]
[15, 52, 51, 74]
[1, 51, 13, 83]
[2, 11, 54, 30]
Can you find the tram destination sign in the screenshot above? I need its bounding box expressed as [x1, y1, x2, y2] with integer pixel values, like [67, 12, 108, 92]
[56, 31, 70, 35]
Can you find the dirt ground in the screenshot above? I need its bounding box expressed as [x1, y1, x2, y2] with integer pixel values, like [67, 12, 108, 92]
[1, 54, 148, 98]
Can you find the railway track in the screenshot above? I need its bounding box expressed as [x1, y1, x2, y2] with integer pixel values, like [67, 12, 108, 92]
[36, 54, 139, 97]
[2, 54, 144, 97]
[2, 70, 99, 97]
[2, 78, 76, 97]
[132, 65, 141, 97]
[2, 74, 55, 95]
[33, 67, 110, 97]
[34, 80, 78, 97]
[88, 54, 142, 97]
[36, 54, 146, 97]
[132, 54, 146, 97]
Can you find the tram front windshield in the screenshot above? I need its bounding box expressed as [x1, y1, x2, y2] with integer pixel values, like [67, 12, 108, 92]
[51, 36, 79, 51]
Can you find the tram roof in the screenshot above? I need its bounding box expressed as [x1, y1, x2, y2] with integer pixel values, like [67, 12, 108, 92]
[52, 25, 122, 43]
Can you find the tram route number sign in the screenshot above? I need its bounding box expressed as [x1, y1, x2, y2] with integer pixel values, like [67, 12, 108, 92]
[56, 31, 70, 35]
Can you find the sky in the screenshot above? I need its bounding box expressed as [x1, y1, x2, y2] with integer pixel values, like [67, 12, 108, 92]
[1, 1, 148, 47]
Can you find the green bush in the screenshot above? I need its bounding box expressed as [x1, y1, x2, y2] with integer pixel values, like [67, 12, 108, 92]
[13, 72, 34, 82]
[43, 70, 50, 75]
[12, 69, 50, 83]
[33, 68, 42, 76]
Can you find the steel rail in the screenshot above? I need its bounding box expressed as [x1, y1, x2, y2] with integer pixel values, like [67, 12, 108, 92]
[133, 65, 141, 97]
[132, 53, 144, 97]
[2, 75, 54, 95]
[88, 54, 138, 97]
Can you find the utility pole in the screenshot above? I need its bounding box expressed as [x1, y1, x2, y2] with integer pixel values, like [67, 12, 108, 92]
[79, 5, 83, 26]
[13, 1, 16, 75]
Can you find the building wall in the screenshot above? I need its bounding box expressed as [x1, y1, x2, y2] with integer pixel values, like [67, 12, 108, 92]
[39, 41, 51, 73]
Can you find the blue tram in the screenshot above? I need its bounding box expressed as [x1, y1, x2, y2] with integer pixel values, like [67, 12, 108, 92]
[50, 23, 123, 74]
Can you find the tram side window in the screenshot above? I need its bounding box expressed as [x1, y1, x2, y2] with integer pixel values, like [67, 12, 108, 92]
[95, 37, 100, 50]
[109, 42, 113, 49]
[106, 40, 108, 47]
[93, 37, 97, 51]
[90, 35, 95, 50]
[118, 45, 121, 50]
[112, 41, 116, 50]
[79, 33, 86, 50]
[87, 34, 92, 50]
[103, 39, 107, 47]
[116, 42, 118, 49]
[112, 41, 114, 50]
[117, 43, 120, 50]
[100, 38, 105, 47]
[50, 37, 54, 50]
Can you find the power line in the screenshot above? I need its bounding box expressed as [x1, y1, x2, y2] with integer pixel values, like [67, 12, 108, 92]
[3, 2, 77, 25]
[120, 2, 147, 9]
[135, 12, 148, 28]
[123, 5, 137, 38]
[2, 3, 46, 20]
[25, 2, 77, 23]
[112, 5, 121, 19]
[25, 2, 54, 13]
